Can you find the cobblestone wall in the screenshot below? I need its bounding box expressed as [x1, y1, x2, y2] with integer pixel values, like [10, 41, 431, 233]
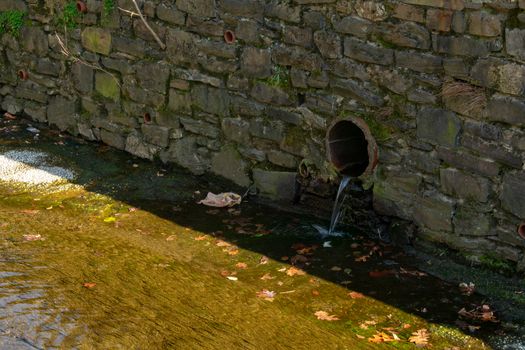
[2, 0, 525, 269]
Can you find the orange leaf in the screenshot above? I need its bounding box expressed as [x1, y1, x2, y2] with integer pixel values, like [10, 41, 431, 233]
[368, 332, 395, 343]
[235, 262, 248, 269]
[409, 329, 429, 347]
[82, 282, 96, 289]
[286, 266, 306, 276]
[349, 291, 364, 299]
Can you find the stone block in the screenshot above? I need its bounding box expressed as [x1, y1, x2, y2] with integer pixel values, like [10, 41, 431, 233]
[343, 37, 393, 65]
[95, 73, 120, 101]
[454, 206, 492, 236]
[313, 31, 341, 58]
[413, 195, 454, 232]
[221, 118, 251, 143]
[506, 28, 525, 61]
[47, 96, 77, 132]
[468, 11, 501, 37]
[156, 4, 186, 25]
[283, 25, 313, 48]
[160, 137, 209, 175]
[241, 47, 272, 78]
[434, 35, 489, 57]
[393, 3, 424, 23]
[177, 0, 215, 17]
[501, 173, 525, 219]
[436, 147, 500, 177]
[180, 117, 220, 138]
[100, 129, 126, 150]
[373, 181, 414, 220]
[191, 85, 230, 116]
[81, 27, 112, 55]
[378, 22, 430, 49]
[440, 168, 490, 202]
[251, 82, 292, 106]
[471, 58, 525, 96]
[395, 51, 442, 73]
[141, 124, 170, 147]
[125, 132, 160, 160]
[268, 150, 297, 169]
[416, 107, 461, 147]
[168, 90, 191, 114]
[426, 9, 452, 32]
[253, 169, 297, 201]
[20, 27, 48, 56]
[211, 147, 250, 187]
[485, 94, 525, 126]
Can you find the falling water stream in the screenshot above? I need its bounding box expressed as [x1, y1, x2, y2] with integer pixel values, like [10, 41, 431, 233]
[328, 175, 351, 235]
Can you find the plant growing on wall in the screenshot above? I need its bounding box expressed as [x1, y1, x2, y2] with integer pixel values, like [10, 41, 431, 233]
[58, 1, 81, 29]
[103, 0, 115, 17]
[0, 10, 26, 37]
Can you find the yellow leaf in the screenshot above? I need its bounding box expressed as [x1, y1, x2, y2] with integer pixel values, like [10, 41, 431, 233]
[314, 311, 339, 321]
[103, 217, 116, 223]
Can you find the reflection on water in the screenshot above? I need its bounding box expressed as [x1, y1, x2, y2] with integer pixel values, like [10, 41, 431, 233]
[0, 256, 77, 349]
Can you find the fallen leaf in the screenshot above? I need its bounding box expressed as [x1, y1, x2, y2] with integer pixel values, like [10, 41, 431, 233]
[103, 217, 116, 223]
[286, 266, 306, 276]
[256, 289, 276, 301]
[369, 270, 396, 278]
[359, 320, 377, 329]
[20, 209, 39, 214]
[166, 235, 176, 241]
[312, 290, 320, 296]
[349, 291, 364, 299]
[82, 282, 96, 289]
[409, 329, 429, 347]
[314, 311, 339, 321]
[355, 255, 369, 262]
[368, 332, 395, 343]
[194, 235, 207, 241]
[227, 249, 239, 256]
[216, 240, 231, 247]
[226, 276, 238, 281]
[23, 234, 42, 241]
[259, 256, 269, 265]
[260, 273, 275, 280]
[235, 262, 248, 269]
[331, 266, 342, 271]
[459, 282, 475, 296]
[291, 254, 308, 265]
[281, 256, 289, 261]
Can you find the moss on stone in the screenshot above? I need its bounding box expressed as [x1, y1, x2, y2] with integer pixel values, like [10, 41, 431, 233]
[95, 73, 120, 101]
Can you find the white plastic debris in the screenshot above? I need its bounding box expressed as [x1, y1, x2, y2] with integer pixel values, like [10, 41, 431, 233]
[198, 192, 242, 207]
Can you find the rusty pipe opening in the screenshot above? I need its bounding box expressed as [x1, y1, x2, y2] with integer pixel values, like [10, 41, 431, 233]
[518, 223, 525, 240]
[326, 117, 378, 177]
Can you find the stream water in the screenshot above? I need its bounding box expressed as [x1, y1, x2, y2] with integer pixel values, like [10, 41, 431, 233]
[0, 116, 522, 349]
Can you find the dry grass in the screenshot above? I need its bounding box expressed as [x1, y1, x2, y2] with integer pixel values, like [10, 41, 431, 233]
[441, 80, 487, 116]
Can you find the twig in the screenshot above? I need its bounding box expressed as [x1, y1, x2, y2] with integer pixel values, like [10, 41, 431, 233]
[117, 7, 139, 17]
[55, 32, 121, 87]
[130, 0, 166, 50]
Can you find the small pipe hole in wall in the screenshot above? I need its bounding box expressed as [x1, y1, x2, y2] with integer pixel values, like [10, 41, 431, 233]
[143, 113, 152, 124]
[76, 0, 88, 13]
[518, 223, 525, 240]
[224, 30, 236, 44]
[17, 70, 28, 80]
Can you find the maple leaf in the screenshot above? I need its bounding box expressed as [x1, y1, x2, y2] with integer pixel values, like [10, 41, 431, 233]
[286, 266, 306, 276]
[314, 311, 339, 321]
[409, 329, 429, 347]
[368, 332, 395, 343]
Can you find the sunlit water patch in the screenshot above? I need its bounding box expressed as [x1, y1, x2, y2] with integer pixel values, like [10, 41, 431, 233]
[0, 150, 75, 185]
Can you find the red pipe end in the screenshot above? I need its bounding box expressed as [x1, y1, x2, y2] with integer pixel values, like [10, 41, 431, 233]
[17, 70, 28, 80]
[76, 0, 88, 13]
[518, 223, 525, 240]
[143, 112, 152, 124]
[224, 30, 236, 44]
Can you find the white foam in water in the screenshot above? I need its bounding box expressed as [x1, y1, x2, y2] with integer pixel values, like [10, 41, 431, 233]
[0, 150, 75, 185]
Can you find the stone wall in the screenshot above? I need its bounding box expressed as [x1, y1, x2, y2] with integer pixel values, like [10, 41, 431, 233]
[2, 0, 525, 269]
